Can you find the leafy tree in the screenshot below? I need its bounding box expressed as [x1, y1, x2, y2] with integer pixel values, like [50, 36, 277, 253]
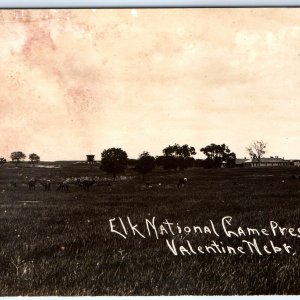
[176, 144, 197, 158]
[200, 143, 236, 168]
[155, 155, 177, 171]
[246, 141, 267, 163]
[155, 155, 165, 167]
[127, 158, 137, 168]
[0, 158, 6, 168]
[136, 151, 156, 177]
[162, 156, 178, 171]
[100, 148, 128, 181]
[29, 153, 40, 165]
[177, 156, 195, 170]
[223, 151, 236, 168]
[161, 143, 196, 170]
[10, 151, 26, 166]
[162, 144, 178, 157]
[194, 158, 205, 168]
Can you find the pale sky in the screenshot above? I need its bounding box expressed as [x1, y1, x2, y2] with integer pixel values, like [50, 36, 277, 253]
[1, 8, 300, 161]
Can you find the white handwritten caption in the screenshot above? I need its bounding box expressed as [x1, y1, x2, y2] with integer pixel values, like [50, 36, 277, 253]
[109, 216, 298, 256]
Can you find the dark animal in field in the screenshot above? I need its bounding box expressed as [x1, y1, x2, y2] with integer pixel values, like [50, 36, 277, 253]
[75, 178, 83, 187]
[56, 181, 69, 192]
[40, 180, 51, 191]
[75, 177, 90, 187]
[177, 177, 188, 188]
[9, 182, 17, 188]
[82, 179, 97, 191]
[97, 182, 112, 187]
[28, 179, 37, 191]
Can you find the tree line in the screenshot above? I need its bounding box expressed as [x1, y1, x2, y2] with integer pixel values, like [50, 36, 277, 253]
[102, 141, 267, 180]
[0, 152, 40, 167]
[0, 141, 267, 180]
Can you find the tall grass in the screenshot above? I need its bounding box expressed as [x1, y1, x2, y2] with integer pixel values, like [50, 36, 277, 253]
[0, 164, 299, 295]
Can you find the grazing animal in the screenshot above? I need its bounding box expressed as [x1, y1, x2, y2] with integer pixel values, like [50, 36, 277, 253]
[40, 180, 51, 191]
[177, 177, 188, 188]
[98, 182, 112, 187]
[82, 179, 96, 191]
[56, 180, 70, 192]
[75, 177, 87, 187]
[28, 179, 37, 191]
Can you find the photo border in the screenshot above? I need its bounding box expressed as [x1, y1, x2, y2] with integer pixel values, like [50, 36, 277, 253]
[0, 0, 300, 8]
[1, 1, 299, 299]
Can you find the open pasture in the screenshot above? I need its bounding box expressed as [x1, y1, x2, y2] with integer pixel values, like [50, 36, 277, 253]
[0, 164, 299, 295]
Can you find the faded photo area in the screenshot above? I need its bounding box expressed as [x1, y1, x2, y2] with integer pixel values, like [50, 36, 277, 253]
[0, 8, 300, 295]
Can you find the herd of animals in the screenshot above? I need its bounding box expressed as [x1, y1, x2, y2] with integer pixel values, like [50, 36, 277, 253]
[27, 176, 112, 192]
[7, 176, 189, 192]
[4, 172, 300, 193]
[6, 171, 300, 192]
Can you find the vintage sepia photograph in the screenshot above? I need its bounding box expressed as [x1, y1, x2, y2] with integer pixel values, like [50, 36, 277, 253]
[0, 8, 300, 295]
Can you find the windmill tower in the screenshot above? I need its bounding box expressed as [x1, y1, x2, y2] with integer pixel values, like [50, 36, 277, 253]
[86, 155, 95, 164]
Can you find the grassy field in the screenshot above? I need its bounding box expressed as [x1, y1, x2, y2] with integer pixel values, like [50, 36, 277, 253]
[0, 163, 299, 295]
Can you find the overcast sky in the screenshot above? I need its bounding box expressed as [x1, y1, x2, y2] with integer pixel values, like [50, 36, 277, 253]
[1, 8, 300, 161]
